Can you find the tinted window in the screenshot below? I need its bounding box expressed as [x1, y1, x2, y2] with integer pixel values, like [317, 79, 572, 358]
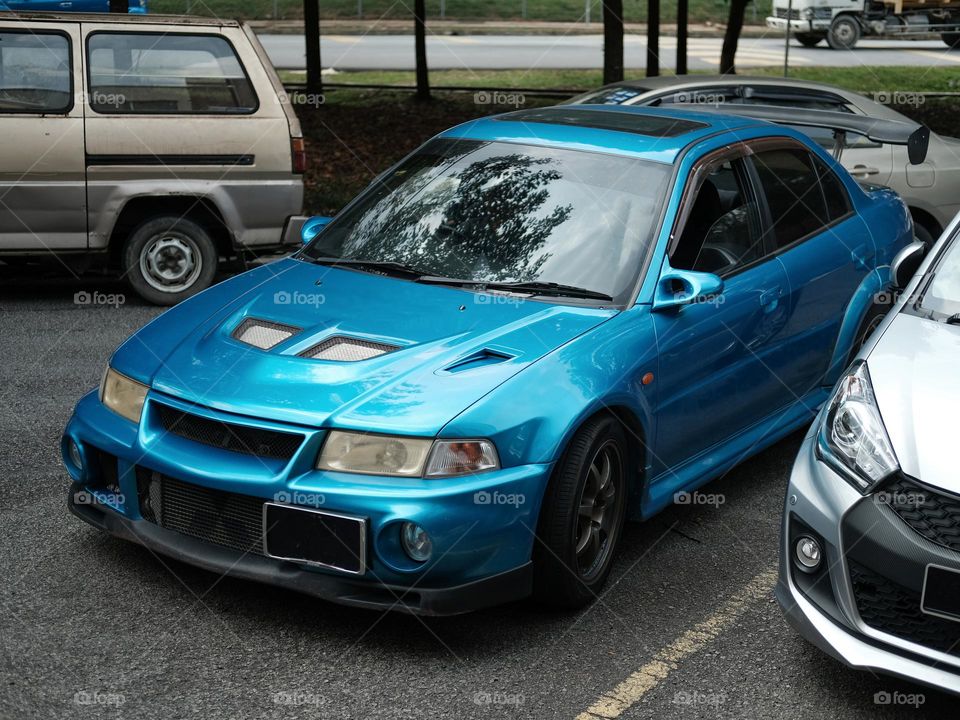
[302, 138, 671, 303]
[87, 33, 257, 114]
[813, 156, 851, 221]
[0, 32, 71, 113]
[751, 148, 831, 249]
[671, 159, 765, 276]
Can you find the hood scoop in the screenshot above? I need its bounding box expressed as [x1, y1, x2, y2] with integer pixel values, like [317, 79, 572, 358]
[233, 318, 302, 350]
[300, 336, 399, 362]
[442, 348, 514, 374]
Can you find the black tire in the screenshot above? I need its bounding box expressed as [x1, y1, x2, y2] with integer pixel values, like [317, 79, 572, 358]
[942, 32, 960, 48]
[795, 32, 824, 47]
[827, 15, 861, 50]
[533, 415, 630, 609]
[121, 215, 218, 306]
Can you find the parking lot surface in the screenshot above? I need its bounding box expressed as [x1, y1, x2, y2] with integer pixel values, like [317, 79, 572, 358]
[1, 270, 954, 719]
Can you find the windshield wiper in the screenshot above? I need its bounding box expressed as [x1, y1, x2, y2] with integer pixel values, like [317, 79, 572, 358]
[306, 256, 426, 278]
[418, 277, 614, 302]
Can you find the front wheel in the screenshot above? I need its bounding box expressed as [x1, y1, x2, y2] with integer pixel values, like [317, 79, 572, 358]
[942, 32, 960, 48]
[827, 15, 861, 49]
[122, 216, 218, 306]
[533, 415, 630, 609]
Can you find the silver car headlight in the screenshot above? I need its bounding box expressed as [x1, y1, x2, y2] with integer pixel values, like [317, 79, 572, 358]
[317, 431, 499, 477]
[99, 367, 148, 424]
[817, 361, 899, 492]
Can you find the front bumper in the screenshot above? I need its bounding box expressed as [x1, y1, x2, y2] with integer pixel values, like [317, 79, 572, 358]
[62, 390, 550, 615]
[777, 430, 960, 694]
[766, 17, 829, 32]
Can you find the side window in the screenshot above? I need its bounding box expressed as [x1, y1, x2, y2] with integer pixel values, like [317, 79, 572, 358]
[86, 32, 257, 114]
[0, 31, 71, 113]
[750, 148, 832, 250]
[813, 156, 852, 222]
[671, 158, 765, 276]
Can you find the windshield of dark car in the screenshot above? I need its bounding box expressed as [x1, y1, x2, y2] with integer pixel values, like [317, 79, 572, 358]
[301, 138, 671, 304]
[920, 237, 960, 317]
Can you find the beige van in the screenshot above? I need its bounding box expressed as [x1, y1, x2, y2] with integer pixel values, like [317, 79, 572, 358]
[0, 12, 306, 304]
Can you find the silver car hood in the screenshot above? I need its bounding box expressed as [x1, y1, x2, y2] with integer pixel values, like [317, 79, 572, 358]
[868, 311, 960, 494]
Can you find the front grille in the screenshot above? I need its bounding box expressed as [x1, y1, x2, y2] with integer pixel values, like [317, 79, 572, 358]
[881, 476, 960, 553]
[155, 403, 303, 460]
[136, 469, 265, 555]
[849, 561, 960, 656]
[775, 7, 801, 18]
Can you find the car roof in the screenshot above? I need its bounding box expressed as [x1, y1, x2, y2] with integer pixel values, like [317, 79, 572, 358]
[0, 10, 240, 26]
[439, 104, 768, 164]
[588, 74, 909, 123]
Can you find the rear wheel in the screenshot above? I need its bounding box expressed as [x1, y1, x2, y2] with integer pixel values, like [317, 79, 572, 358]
[942, 32, 960, 48]
[850, 302, 888, 361]
[827, 15, 861, 49]
[795, 32, 824, 47]
[533, 415, 630, 609]
[121, 215, 218, 306]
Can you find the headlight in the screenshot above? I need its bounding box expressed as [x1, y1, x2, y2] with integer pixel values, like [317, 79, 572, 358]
[99, 367, 148, 424]
[317, 432, 500, 477]
[817, 361, 899, 492]
[317, 431, 433, 476]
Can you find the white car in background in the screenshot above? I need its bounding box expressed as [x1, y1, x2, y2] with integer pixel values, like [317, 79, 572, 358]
[569, 76, 960, 245]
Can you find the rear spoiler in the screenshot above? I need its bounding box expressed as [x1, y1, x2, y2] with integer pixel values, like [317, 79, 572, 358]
[672, 103, 930, 165]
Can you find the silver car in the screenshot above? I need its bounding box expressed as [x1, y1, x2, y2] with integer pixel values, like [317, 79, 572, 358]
[777, 217, 960, 693]
[569, 76, 960, 245]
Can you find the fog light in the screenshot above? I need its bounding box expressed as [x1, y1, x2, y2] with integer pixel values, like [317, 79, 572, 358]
[68, 439, 83, 470]
[400, 522, 432, 563]
[795, 536, 822, 571]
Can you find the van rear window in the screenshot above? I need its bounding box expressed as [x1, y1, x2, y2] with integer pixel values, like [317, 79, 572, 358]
[86, 32, 257, 115]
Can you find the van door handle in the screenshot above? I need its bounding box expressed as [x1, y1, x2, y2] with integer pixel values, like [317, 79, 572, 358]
[759, 287, 782, 312]
[851, 164, 880, 177]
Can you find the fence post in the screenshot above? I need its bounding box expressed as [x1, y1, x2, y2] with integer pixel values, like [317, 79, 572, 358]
[584, 0, 590, 23]
[521, 0, 527, 19]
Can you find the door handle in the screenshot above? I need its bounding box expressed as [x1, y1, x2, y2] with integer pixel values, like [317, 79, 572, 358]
[759, 287, 782, 312]
[851, 164, 880, 177]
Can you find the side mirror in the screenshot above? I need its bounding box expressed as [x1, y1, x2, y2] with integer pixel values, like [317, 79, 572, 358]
[652, 268, 724, 312]
[891, 240, 928, 289]
[301, 216, 333, 245]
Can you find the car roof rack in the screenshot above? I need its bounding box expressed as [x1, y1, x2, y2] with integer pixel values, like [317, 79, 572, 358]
[670, 103, 930, 165]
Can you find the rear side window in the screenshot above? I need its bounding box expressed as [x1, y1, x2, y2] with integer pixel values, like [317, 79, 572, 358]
[750, 148, 833, 250]
[813, 156, 852, 222]
[87, 32, 257, 114]
[0, 31, 72, 113]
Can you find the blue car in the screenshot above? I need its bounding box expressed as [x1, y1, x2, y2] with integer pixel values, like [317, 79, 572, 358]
[62, 105, 924, 614]
[0, 0, 146, 12]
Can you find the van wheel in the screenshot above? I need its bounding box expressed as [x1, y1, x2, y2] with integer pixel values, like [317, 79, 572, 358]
[942, 32, 960, 48]
[533, 415, 629, 609]
[122, 216, 217, 306]
[827, 15, 861, 49]
[795, 32, 824, 47]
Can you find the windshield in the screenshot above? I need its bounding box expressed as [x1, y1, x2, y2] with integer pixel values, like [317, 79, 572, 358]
[920, 236, 960, 318]
[300, 138, 671, 304]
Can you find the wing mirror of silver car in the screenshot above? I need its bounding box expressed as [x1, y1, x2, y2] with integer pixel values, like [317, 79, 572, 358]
[301, 216, 333, 245]
[652, 267, 725, 312]
[891, 240, 928, 289]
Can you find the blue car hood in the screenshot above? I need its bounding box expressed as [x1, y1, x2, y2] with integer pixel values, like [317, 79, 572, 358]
[116, 258, 616, 434]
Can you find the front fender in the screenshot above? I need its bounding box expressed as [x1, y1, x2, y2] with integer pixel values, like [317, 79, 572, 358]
[823, 267, 890, 386]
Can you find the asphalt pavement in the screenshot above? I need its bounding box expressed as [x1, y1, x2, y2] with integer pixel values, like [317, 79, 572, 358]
[1, 267, 955, 719]
[256, 33, 960, 72]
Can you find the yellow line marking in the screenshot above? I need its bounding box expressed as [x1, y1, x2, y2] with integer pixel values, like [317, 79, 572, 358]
[574, 568, 777, 720]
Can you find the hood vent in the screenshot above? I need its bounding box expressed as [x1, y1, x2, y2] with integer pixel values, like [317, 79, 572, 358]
[443, 348, 514, 374]
[233, 318, 302, 350]
[300, 336, 398, 362]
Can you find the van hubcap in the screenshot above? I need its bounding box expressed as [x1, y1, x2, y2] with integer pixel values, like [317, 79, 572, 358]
[575, 440, 622, 580]
[140, 234, 201, 293]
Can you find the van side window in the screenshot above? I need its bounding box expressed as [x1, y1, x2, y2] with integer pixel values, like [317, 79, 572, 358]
[0, 32, 72, 113]
[87, 33, 257, 115]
